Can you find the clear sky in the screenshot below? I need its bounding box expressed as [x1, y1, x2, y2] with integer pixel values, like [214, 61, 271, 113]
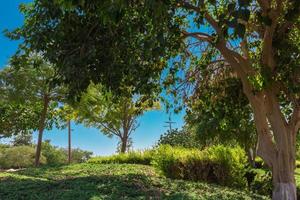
[0, 0, 185, 156]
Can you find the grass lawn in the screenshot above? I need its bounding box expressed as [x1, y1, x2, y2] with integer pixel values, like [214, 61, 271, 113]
[0, 163, 268, 200]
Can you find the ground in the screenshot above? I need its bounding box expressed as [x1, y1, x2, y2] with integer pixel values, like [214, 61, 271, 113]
[0, 163, 268, 200]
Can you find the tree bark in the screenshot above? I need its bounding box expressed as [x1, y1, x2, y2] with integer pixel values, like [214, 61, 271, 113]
[246, 148, 256, 168]
[35, 95, 49, 167]
[120, 136, 127, 153]
[250, 99, 297, 200]
[271, 129, 296, 200]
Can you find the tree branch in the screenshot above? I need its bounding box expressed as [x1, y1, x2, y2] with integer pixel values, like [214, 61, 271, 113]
[182, 31, 213, 43]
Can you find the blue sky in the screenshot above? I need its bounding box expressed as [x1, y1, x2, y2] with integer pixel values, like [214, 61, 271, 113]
[0, 0, 185, 156]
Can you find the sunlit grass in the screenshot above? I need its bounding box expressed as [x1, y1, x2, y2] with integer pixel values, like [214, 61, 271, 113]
[0, 163, 268, 200]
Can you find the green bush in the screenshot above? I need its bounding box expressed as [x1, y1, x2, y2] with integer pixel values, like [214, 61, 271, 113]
[151, 145, 247, 188]
[68, 148, 93, 163]
[41, 141, 67, 166]
[296, 160, 300, 168]
[0, 146, 46, 169]
[42, 140, 93, 165]
[249, 169, 272, 196]
[88, 150, 154, 165]
[156, 128, 201, 148]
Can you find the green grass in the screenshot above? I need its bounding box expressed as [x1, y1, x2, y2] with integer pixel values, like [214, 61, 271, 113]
[0, 163, 268, 200]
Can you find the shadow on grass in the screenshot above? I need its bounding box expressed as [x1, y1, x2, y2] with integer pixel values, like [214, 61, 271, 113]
[0, 173, 192, 200]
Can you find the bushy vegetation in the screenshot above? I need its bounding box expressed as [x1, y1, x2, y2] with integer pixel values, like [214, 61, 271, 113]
[90, 145, 248, 188]
[0, 141, 92, 169]
[152, 145, 247, 188]
[41, 141, 66, 166]
[88, 150, 154, 165]
[156, 128, 201, 148]
[0, 146, 46, 169]
[0, 163, 268, 200]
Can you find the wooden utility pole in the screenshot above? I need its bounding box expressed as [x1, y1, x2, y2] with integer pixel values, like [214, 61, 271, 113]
[164, 115, 175, 132]
[68, 120, 71, 164]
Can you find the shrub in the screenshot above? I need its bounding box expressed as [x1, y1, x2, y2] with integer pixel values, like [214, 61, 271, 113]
[156, 129, 201, 148]
[42, 140, 93, 165]
[68, 148, 93, 163]
[151, 145, 247, 188]
[41, 140, 67, 166]
[88, 150, 154, 165]
[0, 146, 46, 169]
[296, 160, 300, 168]
[248, 169, 272, 196]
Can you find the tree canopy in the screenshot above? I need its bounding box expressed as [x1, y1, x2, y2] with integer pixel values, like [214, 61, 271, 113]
[8, 0, 182, 99]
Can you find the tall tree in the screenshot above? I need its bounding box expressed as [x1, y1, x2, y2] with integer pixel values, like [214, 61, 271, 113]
[164, 1, 300, 199]
[77, 84, 159, 153]
[0, 55, 67, 166]
[55, 104, 78, 163]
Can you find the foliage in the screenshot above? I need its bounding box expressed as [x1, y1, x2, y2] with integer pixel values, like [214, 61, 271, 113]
[151, 145, 247, 188]
[157, 128, 201, 149]
[88, 150, 154, 166]
[11, 132, 33, 146]
[185, 76, 257, 153]
[8, 0, 182, 99]
[0, 55, 67, 136]
[67, 148, 93, 163]
[77, 83, 159, 153]
[42, 140, 93, 165]
[0, 146, 46, 169]
[41, 140, 67, 166]
[0, 140, 92, 168]
[0, 100, 41, 138]
[0, 163, 268, 199]
[248, 169, 272, 197]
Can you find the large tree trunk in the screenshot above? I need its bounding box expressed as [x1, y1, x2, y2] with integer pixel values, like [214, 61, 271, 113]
[35, 95, 49, 167]
[271, 129, 296, 200]
[250, 97, 297, 200]
[273, 180, 296, 200]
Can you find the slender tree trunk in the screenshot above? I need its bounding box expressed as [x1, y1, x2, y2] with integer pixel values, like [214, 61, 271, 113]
[35, 95, 49, 167]
[246, 148, 256, 168]
[120, 136, 127, 153]
[68, 120, 71, 164]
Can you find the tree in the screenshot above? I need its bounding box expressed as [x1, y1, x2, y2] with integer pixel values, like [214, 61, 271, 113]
[164, 1, 299, 199]
[184, 72, 257, 166]
[55, 104, 78, 164]
[77, 84, 159, 153]
[0, 55, 67, 166]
